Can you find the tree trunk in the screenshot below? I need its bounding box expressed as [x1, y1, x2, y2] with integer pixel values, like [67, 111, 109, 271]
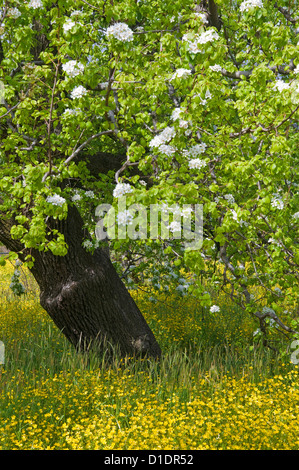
[0, 205, 162, 360]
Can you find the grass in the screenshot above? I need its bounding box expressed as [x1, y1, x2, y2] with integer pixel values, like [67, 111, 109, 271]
[1, 262, 299, 450]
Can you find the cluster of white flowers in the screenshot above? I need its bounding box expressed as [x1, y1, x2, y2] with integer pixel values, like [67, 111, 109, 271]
[184, 143, 207, 157]
[294, 65, 299, 74]
[171, 108, 183, 121]
[113, 183, 133, 198]
[171, 108, 191, 129]
[195, 89, 212, 106]
[181, 207, 193, 217]
[46, 194, 66, 207]
[292, 211, 299, 219]
[83, 240, 93, 250]
[70, 86, 87, 100]
[71, 192, 81, 202]
[158, 144, 177, 156]
[62, 60, 84, 78]
[63, 19, 76, 34]
[170, 68, 192, 81]
[168, 221, 181, 233]
[85, 190, 95, 198]
[106, 23, 134, 42]
[63, 108, 80, 116]
[179, 119, 190, 129]
[240, 0, 263, 12]
[8, 7, 21, 18]
[149, 127, 176, 149]
[273, 80, 290, 92]
[210, 305, 220, 313]
[231, 209, 238, 221]
[28, 0, 43, 8]
[197, 29, 220, 44]
[117, 210, 134, 226]
[188, 158, 207, 170]
[268, 237, 282, 247]
[224, 194, 235, 204]
[271, 194, 284, 210]
[194, 12, 208, 23]
[209, 64, 222, 72]
[183, 29, 219, 54]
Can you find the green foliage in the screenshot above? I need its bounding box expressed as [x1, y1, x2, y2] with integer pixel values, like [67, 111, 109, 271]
[0, 0, 298, 337]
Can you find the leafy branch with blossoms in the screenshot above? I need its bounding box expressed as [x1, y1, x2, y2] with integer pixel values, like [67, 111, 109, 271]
[0, 0, 298, 351]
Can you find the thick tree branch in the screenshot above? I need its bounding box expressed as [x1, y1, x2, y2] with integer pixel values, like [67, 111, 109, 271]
[207, 0, 221, 31]
[274, 2, 298, 24]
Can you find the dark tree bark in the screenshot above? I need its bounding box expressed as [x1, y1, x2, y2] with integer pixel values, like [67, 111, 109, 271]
[0, 204, 162, 360]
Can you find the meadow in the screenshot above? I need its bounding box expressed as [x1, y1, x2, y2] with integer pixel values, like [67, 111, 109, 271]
[0, 262, 299, 450]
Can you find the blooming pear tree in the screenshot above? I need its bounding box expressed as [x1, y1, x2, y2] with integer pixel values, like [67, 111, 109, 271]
[0, 0, 298, 355]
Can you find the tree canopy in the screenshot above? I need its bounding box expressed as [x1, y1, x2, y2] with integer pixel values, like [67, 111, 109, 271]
[0, 0, 298, 347]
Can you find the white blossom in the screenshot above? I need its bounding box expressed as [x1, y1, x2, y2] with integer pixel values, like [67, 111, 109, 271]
[8, 7, 21, 18]
[224, 194, 235, 204]
[113, 183, 133, 198]
[292, 211, 299, 219]
[179, 120, 190, 129]
[171, 108, 183, 121]
[70, 86, 87, 100]
[149, 127, 176, 149]
[197, 29, 219, 44]
[71, 10, 82, 17]
[46, 194, 66, 207]
[63, 19, 76, 34]
[240, 0, 263, 12]
[273, 80, 290, 92]
[106, 22, 134, 42]
[210, 305, 220, 313]
[188, 158, 207, 170]
[170, 68, 192, 81]
[231, 209, 238, 221]
[294, 65, 299, 74]
[27, 0, 43, 8]
[209, 64, 222, 72]
[83, 240, 93, 249]
[194, 12, 208, 23]
[63, 108, 80, 116]
[271, 195, 284, 210]
[71, 193, 81, 202]
[184, 29, 219, 53]
[158, 144, 177, 156]
[181, 207, 193, 217]
[168, 221, 181, 232]
[62, 60, 84, 78]
[117, 210, 134, 226]
[85, 190, 95, 198]
[184, 143, 207, 157]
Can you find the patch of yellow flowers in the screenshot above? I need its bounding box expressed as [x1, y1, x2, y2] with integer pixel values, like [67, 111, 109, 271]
[1, 368, 299, 450]
[1, 263, 299, 450]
